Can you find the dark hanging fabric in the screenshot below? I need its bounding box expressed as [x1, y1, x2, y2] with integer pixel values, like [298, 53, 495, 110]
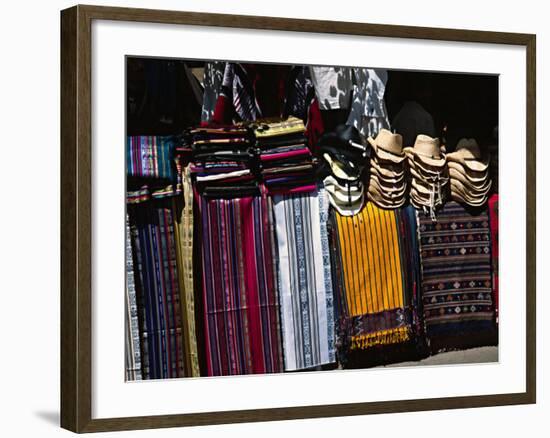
[126, 58, 203, 136]
[417, 201, 498, 353]
[128, 199, 186, 379]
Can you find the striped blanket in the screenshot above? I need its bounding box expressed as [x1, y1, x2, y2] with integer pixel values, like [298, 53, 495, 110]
[128, 199, 185, 379]
[198, 191, 284, 376]
[333, 203, 413, 350]
[272, 188, 336, 371]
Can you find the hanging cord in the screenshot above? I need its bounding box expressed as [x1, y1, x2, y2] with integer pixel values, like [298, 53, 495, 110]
[426, 172, 449, 222]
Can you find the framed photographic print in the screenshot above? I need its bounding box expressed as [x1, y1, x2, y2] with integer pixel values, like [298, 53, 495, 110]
[60, 4, 536, 433]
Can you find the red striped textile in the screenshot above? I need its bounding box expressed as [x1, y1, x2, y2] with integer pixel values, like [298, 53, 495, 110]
[197, 190, 283, 376]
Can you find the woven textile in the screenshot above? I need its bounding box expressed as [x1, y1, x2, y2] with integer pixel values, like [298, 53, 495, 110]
[198, 191, 284, 376]
[272, 188, 336, 371]
[172, 165, 201, 377]
[488, 194, 499, 323]
[125, 214, 142, 381]
[128, 200, 185, 379]
[334, 203, 412, 350]
[127, 136, 175, 180]
[417, 201, 496, 350]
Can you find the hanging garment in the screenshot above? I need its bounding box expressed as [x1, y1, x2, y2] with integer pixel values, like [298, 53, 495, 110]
[346, 68, 391, 139]
[488, 194, 499, 324]
[128, 199, 186, 379]
[212, 64, 315, 124]
[198, 191, 284, 376]
[309, 66, 353, 110]
[201, 61, 226, 123]
[417, 201, 497, 352]
[399, 206, 425, 338]
[272, 188, 336, 370]
[125, 214, 142, 381]
[172, 165, 201, 377]
[333, 203, 413, 351]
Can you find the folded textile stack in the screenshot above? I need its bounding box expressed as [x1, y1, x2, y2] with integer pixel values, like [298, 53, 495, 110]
[189, 125, 259, 197]
[253, 117, 317, 195]
[127, 135, 183, 200]
[367, 129, 407, 209]
[404, 134, 449, 218]
[319, 124, 368, 216]
[446, 138, 491, 207]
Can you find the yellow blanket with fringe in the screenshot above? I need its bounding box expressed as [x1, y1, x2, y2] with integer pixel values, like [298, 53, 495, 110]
[335, 203, 410, 349]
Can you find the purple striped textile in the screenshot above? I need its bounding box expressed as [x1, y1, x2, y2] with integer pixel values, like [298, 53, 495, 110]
[128, 200, 185, 379]
[197, 189, 284, 376]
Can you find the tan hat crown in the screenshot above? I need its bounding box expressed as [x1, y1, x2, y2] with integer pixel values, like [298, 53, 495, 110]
[413, 135, 441, 159]
[372, 129, 403, 155]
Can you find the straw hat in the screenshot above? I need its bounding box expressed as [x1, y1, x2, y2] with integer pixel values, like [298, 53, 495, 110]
[367, 129, 406, 163]
[369, 174, 407, 196]
[446, 138, 489, 172]
[447, 161, 488, 183]
[450, 179, 491, 199]
[370, 166, 406, 185]
[324, 176, 363, 202]
[403, 134, 445, 168]
[368, 184, 407, 209]
[370, 157, 406, 179]
[449, 167, 491, 192]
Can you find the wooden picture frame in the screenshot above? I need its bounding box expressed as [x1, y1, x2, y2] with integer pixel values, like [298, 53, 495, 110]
[60, 4, 536, 433]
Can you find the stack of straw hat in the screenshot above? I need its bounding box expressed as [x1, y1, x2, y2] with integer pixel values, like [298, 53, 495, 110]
[446, 138, 491, 207]
[404, 134, 448, 218]
[366, 129, 407, 209]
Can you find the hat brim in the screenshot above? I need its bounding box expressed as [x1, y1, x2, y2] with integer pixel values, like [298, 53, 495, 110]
[450, 191, 487, 207]
[447, 154, 489, 172]
[323, 153, 362, 181]
[368, 138, 406, 163]
[450, 180, 491, 199]
[447, 161, 488, 182]
[404, 147, 446, 168]
[369, 176, 407, 196]
[370, 163, 406, 182]
[327, 193, 365, 216]
[406, 156, 447, 176]
[449, 168, 491, 191]
[368, 183, 407, 204]
[367, 192, 406, 209]
[325, 187, 364, 204]
[370, 159, 405, 179]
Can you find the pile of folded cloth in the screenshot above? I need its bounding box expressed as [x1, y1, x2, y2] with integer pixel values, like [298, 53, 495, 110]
[253, 117, 317, 195]
[319, 124, 369, 216]
[188, 125, 260, 198]
[404, 134, 449, 218]
[366, 129, 407, 209]
[126, 135, 183, 203]
[446, 138, 492, 207]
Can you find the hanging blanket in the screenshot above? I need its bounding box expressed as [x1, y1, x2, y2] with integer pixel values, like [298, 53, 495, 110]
[198, 191, 284, 376]
[125, 214, 142, 381]
[128, 199, 185, 379]
[272, 188, 336, 371]
[417, 201, 497, 352]
[333, 203, 413, 351]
